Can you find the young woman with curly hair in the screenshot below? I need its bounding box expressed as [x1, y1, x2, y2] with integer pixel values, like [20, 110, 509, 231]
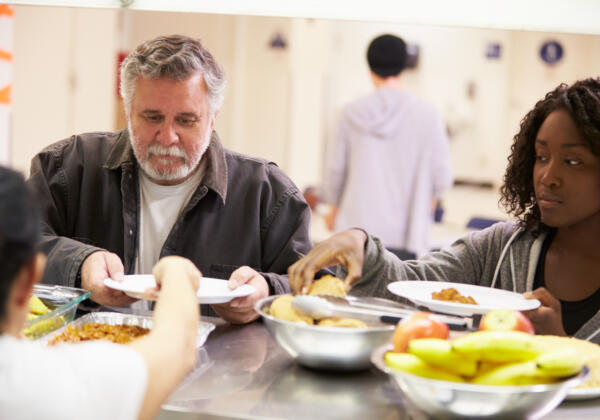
[289, 78, 600, 342]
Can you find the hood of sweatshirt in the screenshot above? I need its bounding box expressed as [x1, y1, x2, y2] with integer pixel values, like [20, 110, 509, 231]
[343, 87, 422, 140]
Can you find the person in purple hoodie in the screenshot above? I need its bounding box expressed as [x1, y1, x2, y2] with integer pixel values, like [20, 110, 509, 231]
[323, 34, 453, 259]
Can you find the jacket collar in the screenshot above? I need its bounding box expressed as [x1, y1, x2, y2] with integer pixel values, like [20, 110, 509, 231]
[104, 129, 136, 169]
[104, 129, 228, 204]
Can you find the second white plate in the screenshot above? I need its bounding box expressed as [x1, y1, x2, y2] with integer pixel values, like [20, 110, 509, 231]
[104, 274, 255, 304]
[387, 280, 541, 316]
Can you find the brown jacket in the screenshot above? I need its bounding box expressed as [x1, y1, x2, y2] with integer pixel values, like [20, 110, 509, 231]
[27, 130, 312, 311]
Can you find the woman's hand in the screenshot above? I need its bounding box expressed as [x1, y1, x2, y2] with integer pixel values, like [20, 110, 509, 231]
[523, 287, 566, 336]
[288, 229, 367, 294]
[153, 255, 201, 292]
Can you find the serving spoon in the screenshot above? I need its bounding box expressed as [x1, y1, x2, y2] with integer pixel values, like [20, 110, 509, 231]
[291, 295, 471, 330]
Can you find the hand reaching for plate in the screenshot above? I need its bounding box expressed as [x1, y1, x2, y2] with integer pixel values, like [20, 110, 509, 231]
[151, 256, 201, 297]
[211, 266, 269, 324]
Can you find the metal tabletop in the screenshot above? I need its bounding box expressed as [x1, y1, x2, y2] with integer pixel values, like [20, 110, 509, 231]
[157, 317, 600, 420]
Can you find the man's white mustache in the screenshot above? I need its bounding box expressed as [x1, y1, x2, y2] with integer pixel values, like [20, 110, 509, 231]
[147, 144, 187, 160]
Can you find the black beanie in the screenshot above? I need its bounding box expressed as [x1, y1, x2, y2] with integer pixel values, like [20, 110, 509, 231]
[367, 34, 407, 77]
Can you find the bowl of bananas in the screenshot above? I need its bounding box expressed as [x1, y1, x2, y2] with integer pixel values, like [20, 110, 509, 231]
[371, 330, 589, 419]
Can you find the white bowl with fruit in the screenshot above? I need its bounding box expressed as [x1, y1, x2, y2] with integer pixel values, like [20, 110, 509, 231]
[371, 310, 589, 419]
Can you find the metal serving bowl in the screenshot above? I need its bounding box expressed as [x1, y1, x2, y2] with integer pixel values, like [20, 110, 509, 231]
[255, 295, 395, 370]
[371, 344, 589, 419]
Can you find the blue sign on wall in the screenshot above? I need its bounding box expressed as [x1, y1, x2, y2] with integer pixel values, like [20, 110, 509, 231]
[486, 42, 502, 59]
[540, 40, 564, 65]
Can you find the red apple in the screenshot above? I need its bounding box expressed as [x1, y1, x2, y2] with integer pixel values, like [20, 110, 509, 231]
[392, 311, 450, 352]
[478, 309, 535, 334]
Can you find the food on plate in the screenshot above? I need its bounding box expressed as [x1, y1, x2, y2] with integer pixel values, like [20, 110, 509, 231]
[392, 311, 449, 352]
[317, 317, 368, 328]
[385, 327, 587, 386]
[48, 323, 150, 345]
[269, 294, 314, 325]
[308, 275, 346, 297]
[269, 294, 368, 328]
[431, 287, 477, 305]
[478, 309, 535, 334]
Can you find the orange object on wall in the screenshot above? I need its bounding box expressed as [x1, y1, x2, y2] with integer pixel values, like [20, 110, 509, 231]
[0, 85, 10, 103]
[0, 5, 14, 17]
[0, 49, 12, 61]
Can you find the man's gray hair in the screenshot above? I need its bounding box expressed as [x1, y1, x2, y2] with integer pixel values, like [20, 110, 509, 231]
[120, 34, 226, 116]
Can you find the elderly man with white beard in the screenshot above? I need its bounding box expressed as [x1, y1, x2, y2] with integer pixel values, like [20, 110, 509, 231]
[27, 34, 313, 324]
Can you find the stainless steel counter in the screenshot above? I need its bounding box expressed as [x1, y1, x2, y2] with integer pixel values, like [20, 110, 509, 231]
[157, 317, 600, 420]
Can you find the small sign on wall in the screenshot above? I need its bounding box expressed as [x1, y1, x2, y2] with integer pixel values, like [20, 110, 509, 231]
[540, 40, 564, 65]
[485, 42, 502, 59]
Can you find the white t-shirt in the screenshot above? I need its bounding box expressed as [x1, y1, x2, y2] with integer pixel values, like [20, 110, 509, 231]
[0, 335, 148, 420]
[129, 164, 204, 313]
[136, 163, 205, 275]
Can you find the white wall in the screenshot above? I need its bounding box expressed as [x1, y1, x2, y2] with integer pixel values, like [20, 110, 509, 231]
[12, 6, 117, 174]
[507, 31, 600, 139]
[121, 10, 237, 147]
[9, 6, 600, 196]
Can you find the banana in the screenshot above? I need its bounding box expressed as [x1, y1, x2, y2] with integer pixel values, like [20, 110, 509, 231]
[29, 295, 50, 315]
[408, 338, 478, 377]
[384, 351, 465, 382]
[452, 331, 544, 363]
[471, 360, 555, 386]
[535, 349, 583, 378]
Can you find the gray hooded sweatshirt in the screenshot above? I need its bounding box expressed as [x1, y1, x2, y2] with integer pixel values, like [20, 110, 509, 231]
[349, 221, 600, 344]
[324, 87, 453, 257]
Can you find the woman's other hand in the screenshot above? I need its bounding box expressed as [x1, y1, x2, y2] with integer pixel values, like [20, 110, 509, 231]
[523, 287, 566, 336]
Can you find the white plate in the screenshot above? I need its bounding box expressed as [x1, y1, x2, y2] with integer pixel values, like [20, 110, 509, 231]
[566, 387, 600, 401]
[387, 281, 541, 316]
[104, 274, 255, 304]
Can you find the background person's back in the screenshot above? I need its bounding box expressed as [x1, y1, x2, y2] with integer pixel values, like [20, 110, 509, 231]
[323, 34, 453, 258]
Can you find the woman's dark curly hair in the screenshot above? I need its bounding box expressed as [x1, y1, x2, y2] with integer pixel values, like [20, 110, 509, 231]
[500, 78, 600, 232]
